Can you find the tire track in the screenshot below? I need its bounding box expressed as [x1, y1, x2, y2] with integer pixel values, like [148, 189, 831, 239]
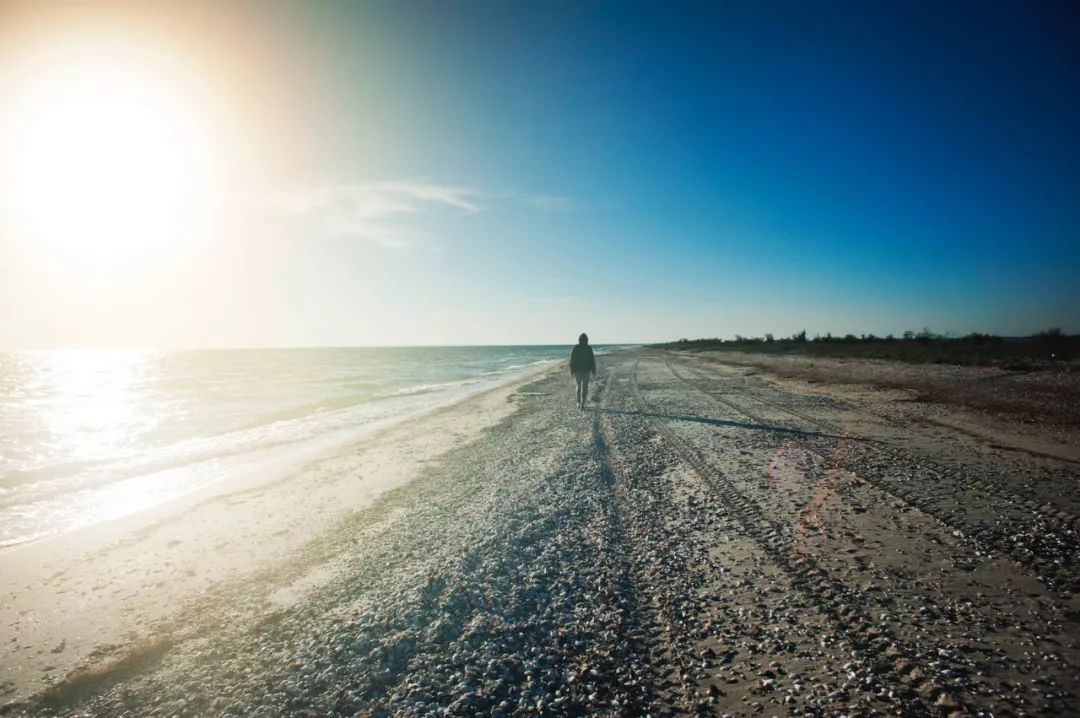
[666, 356, 1080, 593]
[629, 358, 973, 717]
[674, 359, 848, 435]
[584, 367, 663, 716]
[594, 367, 702, 714]
[677, 355, 1080, 524]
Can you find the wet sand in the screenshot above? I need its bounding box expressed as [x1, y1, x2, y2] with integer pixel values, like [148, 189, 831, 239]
[3, 348, 1079, 716]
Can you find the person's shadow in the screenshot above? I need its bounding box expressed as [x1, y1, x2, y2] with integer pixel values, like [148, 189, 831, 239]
[593, 407, 860, 442]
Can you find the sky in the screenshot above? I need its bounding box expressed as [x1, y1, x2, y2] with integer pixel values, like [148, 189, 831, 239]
[0, 0, 1077, 348]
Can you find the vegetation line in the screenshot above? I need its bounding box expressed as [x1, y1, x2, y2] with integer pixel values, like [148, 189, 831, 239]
[652, 328, 1077, 369]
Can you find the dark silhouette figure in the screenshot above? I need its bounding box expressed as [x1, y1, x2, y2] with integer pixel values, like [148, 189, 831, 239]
[569, 333, 597, 409]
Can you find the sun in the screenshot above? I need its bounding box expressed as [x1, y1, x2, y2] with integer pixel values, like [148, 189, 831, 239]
[0, 39, 220, 281]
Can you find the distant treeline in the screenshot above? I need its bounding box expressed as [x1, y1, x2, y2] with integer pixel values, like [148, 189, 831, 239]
[652, 328, 1078, 368]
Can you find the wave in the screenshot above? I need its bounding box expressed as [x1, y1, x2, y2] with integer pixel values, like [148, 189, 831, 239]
[376, 378, 481, 398]
[0, 354, 558, 547]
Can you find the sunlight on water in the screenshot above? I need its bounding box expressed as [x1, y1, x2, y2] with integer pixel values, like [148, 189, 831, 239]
[0, 346, 577, 546]
[34, 349, 158, 465]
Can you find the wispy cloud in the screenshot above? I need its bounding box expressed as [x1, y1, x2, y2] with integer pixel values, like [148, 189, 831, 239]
[372, 181, 482, 213]
[265, 181, 579, 248]
[271, 181, 482, 247]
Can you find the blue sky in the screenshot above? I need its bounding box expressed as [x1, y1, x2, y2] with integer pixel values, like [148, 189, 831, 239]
[0, 0, 1077, 346]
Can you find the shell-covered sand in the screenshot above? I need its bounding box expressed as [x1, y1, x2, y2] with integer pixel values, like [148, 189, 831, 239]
[4, 348, 1078, 716]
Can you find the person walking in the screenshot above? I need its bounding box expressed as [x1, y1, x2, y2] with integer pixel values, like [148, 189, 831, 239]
[569, 333, 597, 409]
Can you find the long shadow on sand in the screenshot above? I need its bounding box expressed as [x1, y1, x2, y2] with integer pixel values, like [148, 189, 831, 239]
[591, 407, 855, 442]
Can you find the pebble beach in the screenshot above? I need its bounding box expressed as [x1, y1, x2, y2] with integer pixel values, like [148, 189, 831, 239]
[4, 348, 1079, 717]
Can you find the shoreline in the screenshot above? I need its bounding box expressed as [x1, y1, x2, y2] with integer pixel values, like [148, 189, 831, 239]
[0, 359, 563, 708]
[0, 357, 563, 551]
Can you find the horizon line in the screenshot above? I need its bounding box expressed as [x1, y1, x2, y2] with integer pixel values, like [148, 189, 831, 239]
[0, 342, 648, 352]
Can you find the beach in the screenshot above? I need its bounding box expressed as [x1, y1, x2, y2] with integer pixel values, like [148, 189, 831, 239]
[3, 347, 1079, 716]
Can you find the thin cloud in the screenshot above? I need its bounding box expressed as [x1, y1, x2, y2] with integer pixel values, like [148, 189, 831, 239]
[272, 181, 482, 247]
[265, 182, 579, 248]
[374, 181, 482, 213]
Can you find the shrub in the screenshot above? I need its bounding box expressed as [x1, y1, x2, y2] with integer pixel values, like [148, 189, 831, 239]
[915, 327, 937, 345]
[1034, 327, 1064, 343]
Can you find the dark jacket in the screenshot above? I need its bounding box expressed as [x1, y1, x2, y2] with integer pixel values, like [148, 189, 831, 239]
[569, 344, 596, 375]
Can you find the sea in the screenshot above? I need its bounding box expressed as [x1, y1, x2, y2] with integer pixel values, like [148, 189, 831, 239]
[0, 346, 608, 547]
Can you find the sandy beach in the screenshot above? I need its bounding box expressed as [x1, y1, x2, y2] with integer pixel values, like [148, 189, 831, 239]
[3, 347, 1079, 716]
[0, 363, 535, 712]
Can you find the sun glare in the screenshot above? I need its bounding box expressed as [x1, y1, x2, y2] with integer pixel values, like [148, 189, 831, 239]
[1, 40, 221, 281]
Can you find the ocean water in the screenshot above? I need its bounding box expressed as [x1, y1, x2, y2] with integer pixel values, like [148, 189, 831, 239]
[0, 346, 590, 547]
